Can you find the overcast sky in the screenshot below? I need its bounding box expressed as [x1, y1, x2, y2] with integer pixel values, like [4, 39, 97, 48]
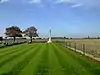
[0, 0, 100, 37]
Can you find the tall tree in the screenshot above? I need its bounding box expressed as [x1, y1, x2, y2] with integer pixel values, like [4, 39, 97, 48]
[5, 26, 22, 42]
[0, 37, 3, 42]
[23, 26, 38, 43]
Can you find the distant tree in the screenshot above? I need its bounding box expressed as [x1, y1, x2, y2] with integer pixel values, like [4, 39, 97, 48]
[64, 37, 66, 39]
[88, 36, 90, 39]
[5, 26, 22, 42]
[23, 26, 38, 43]
[97, 37, 100, 39]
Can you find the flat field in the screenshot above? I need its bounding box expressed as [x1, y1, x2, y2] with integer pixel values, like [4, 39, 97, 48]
[65, 39, 100, 57]
[0, 43, 100, 75]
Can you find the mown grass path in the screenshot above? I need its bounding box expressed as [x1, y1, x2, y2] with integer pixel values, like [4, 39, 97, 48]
[0, 43, 100, 75]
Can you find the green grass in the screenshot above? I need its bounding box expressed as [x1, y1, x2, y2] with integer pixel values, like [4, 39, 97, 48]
[0, 43, 100, 75]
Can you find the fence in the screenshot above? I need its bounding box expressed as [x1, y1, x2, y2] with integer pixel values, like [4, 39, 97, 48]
[58, 40, 100, 58]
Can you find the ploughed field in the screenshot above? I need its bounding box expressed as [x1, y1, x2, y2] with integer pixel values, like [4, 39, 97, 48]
[0, 43, 100, 75]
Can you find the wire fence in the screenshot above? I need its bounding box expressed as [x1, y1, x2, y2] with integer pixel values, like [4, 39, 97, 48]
[58, 40, 100, 58]
[0, 39, 27, 48]
[1, 38, 100, 58]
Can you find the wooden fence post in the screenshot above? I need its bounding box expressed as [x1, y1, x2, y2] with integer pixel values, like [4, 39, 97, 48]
[66, 42, 67, 46]
[93, 48, 95, 57]
[74, 43, 76, 51]
[83, 44, 85, 55]
[69, 42, 71, 47]
[68, 42, 70, 47]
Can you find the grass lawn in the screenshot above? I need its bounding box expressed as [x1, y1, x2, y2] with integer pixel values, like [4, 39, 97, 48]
[0, 43, 100, 75]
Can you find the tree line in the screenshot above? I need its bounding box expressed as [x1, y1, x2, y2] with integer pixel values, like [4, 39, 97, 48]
[4, 26, 38, 43]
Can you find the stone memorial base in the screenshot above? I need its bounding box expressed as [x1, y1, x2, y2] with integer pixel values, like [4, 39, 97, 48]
[47, 39, 52, 43]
